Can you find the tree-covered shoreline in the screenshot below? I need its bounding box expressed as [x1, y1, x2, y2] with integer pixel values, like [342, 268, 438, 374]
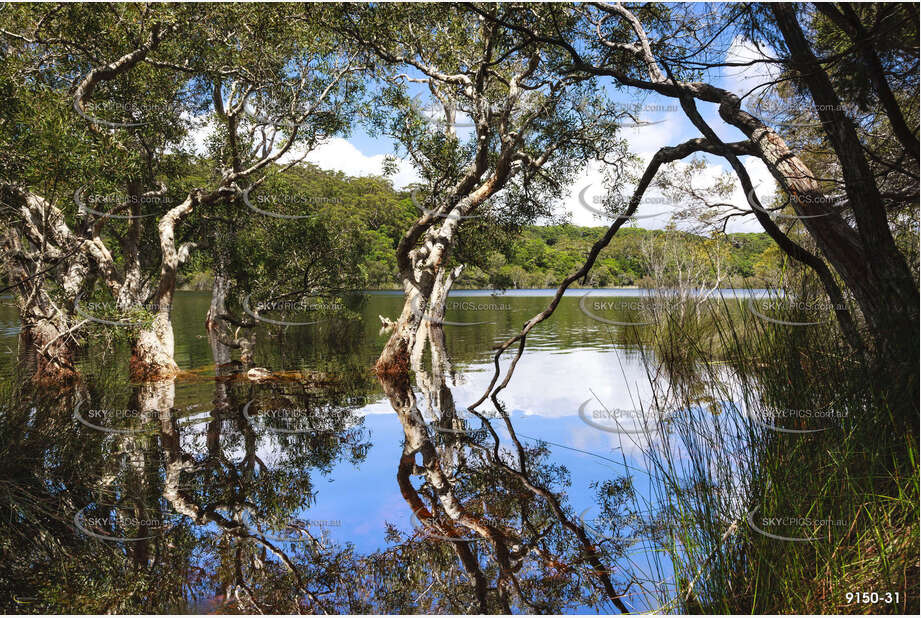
[1, 2, 916, 613]
[172, 164, 780, 292]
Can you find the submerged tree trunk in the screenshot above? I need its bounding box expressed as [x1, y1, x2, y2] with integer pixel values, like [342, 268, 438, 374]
[206, 273, 231, 335]
[130, 312, 180, 380]
[17, 319, 79, 383]
[129, 196, 195, 380]
[124, 383, 170, 567]
[206, 261, 236, 453]
[410, 267, 466, 466]
[376, 189, 496, 375]
[2, 225, 84, 383]
[205, 241, 231, 334]
[205, 247, 255, 371]
[411, 264, 464, 365]
[376, 280, 428, 375]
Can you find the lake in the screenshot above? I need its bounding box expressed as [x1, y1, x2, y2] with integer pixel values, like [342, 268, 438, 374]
[0, 288, 772, 613]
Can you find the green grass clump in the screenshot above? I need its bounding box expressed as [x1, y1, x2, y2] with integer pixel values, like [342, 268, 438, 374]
[626, 293, 919, 614]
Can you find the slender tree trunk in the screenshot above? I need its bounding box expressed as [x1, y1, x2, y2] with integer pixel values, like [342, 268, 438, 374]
[206, 273, 231, 334]
[206, 264, 235, 453]
[205, 242, 231, 334]
[124, 379, 175, 564]
[17, 319, 79, 383]
[123, 394, 161, 567]
[376, 223, 471, 375]
[129, 196, 195, 380]
[769, 4, 919, 420]
[376, 172, 505, 374]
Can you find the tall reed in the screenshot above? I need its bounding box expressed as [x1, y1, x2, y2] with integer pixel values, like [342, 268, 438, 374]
[620, 291, 918, 614]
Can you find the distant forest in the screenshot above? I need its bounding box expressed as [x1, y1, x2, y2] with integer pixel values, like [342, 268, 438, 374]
[179, 164, 780, 292]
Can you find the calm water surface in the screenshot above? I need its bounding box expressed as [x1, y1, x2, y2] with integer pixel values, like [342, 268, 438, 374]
[0, 289, 767, 613]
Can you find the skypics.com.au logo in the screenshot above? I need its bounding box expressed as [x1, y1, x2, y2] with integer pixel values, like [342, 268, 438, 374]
[73, 99, 169, 129]
[752, 98, 861, 131]
[241, 293, 348, 327]
[75, 186, 165, 220]
[238, 509, 342, 545]
[578, 398, 677, 435]
[576, 185, 673, 222]
[241, 399, 355, 435]
[746, 505, 846, 543]
[428, 408, 506, 438]
[410, 188, 483, 221]
[747, 296, 843, 327]
[410, 508, 486, 544]
[74, 295, 163, 328]
[73, 402, 164, 435]
[75, 503, 183, 542]
[242, 188, 342, 219]
[745, 184, 847, 221]
[743, 402, 845, 435]
[410, 293, 512, 327]
[577, 292, 687, 327]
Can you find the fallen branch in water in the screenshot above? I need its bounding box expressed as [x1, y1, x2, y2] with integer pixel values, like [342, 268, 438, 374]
[467, 137, 756, 410]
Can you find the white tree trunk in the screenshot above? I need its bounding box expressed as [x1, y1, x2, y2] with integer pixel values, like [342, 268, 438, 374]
[131, 313, 179, 379]
[129, 195, 195, 380]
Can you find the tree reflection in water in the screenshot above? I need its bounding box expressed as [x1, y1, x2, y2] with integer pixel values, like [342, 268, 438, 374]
[376, 320, 637, 613]
[0, 324, 641, 613]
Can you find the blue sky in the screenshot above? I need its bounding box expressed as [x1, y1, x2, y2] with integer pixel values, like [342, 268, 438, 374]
[266, 35, 782, 233]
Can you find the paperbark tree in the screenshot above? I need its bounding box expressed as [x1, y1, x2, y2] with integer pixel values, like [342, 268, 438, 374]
[1, 3, 363, 380]
[467, 2, 918, 414]
[335, 3, 625, 375]
[0, 189, 93, 382]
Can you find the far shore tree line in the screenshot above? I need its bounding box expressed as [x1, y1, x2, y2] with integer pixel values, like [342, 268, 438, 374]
[160, 163, 783, 293]
[0, 3, 916, 432]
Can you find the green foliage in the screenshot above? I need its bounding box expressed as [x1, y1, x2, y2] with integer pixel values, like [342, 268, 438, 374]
[455, 225, 777, 289]
[177, 161, 780, 293]
[628, 281, 919, 614]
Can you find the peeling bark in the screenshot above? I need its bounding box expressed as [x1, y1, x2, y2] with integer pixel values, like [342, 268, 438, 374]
[17, 320, 79, 384]
[1, 191, 88, 383]
[129, 195, 196, 380]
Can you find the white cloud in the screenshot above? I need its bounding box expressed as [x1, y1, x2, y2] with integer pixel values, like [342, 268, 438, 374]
[724, 36, 781, 101]
[183, 117, 421, 191]
[301, 138, 420, 189]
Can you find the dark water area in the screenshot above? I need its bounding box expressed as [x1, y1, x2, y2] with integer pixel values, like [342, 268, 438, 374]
[0, 289, 769, 613]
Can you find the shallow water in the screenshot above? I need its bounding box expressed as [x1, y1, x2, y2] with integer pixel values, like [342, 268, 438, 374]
[0, 289, 770, 613]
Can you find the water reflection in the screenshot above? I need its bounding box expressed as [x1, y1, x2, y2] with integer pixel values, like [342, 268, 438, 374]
[0, 290, 771, 612]
[376, 318, 639, 613]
